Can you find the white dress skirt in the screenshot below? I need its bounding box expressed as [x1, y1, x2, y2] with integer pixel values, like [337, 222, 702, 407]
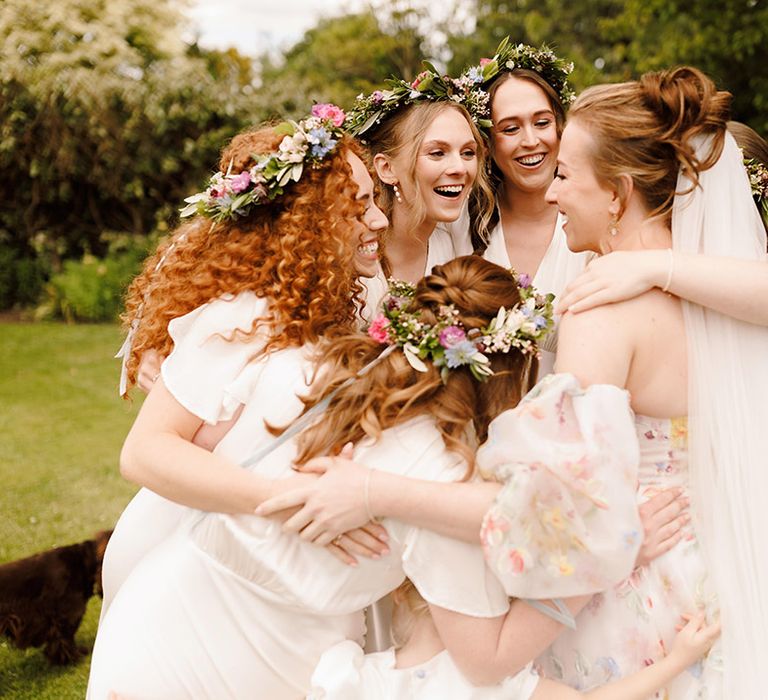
[88, 292, 510, 700]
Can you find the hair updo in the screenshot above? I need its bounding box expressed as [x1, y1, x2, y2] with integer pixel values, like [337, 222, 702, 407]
[293, 255, 538, 473]
[569, 66, 732, 218]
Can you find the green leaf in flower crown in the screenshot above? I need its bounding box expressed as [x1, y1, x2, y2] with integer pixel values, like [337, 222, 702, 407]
[273, 121, 296, 137]
[415, 73, 434, 92]
[291, 163, 303, 181]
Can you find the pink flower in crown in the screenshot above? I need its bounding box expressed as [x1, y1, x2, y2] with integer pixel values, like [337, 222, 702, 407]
[439, 325, 466, 348]
[367, 314, 391, 343]
[311, 103, 346, 127]
[229, 171, 252, 193]
[479, 58, 492, 66]
[411, 71, 429, 89]
[371, 90, 384, 104]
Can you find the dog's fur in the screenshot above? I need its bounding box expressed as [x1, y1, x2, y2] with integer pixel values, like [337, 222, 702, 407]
[0, 530, 112, 664]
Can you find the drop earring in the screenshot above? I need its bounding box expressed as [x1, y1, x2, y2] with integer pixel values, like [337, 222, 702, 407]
[393, 183, 403, 204]
[608, 213, 620, 237]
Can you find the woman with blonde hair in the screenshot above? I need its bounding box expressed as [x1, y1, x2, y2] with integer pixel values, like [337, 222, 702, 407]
[344, 69, 495, 316]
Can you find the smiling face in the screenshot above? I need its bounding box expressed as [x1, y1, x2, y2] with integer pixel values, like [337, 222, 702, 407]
[490, 76, 560, 194]
[380, 106, 479, 227]
[545, 119, 617, 253]
[346, 152, 388, 277]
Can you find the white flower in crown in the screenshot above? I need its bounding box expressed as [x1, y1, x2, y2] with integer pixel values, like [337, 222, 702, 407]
[278, 133, 308, 163]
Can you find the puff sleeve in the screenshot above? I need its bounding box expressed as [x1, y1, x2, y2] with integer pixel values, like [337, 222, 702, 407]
[161, 292, 269, 424]
[477, 373, 642, 599]
[307, 641, 368, 700]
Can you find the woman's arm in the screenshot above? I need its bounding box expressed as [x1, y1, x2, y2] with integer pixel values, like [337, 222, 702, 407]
[558, 250, 768, 325]
[256, 457, 500, 544]
[429, 596, 592, 686]
[120, 377, 311, 513]
[534, 613, 720, 699]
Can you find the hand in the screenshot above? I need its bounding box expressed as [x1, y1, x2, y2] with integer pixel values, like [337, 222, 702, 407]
[324, 523, 391, 566]
[255, 446, 388, 546]
[557, 250, 666, 315]
[668, 611, 721, 669]
[636, 488, 690, 569]
[136, 348, 165, 394]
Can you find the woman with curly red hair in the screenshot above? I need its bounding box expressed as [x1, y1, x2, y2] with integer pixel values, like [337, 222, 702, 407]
[94, 107, 388, 638]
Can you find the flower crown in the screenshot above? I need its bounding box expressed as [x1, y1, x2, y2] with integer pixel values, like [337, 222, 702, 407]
[344, 64, 492, 137]
[367, 274, 554, 382]
[458, 37, 576, 130]
[744, 156, 768, 223]
[179, 104, 347, 223]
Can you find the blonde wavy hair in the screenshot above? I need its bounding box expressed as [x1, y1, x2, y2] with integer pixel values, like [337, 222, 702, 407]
[365, 102, 495, 277]
[121, 126, 370, 394]
[292, 255, 538, 474]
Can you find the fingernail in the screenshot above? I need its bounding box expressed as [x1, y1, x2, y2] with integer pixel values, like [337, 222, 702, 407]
[371, 553, 380, 560]
[377, 533, 389, 543]
[380, 547, 390, 556]
[254, 506, 263, 515]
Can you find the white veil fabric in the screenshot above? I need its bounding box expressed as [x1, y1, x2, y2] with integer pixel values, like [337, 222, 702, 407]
[672, 131, 768, 699]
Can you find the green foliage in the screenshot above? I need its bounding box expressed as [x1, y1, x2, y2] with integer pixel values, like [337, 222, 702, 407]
[0, 321, 141, 697]
[0, 0, 262, 268]
[40, 232, 156, 322]
[256, 7, 428, 118]
[445, 0, 768, 131]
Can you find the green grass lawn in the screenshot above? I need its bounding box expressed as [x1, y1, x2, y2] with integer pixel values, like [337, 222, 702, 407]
[0, 322, 143, 699]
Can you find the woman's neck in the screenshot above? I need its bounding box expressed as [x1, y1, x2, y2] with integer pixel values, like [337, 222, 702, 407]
[601, 210, 672, 254]
[384, 206, 436, 283]
[498, 182, 558, 229]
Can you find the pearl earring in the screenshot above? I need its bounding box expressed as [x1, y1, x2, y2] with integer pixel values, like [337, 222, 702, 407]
[608, 214, 619, 237]
[393, 183, 403, 204]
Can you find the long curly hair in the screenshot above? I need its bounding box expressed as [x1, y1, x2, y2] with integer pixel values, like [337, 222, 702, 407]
[293, 256, 538, 476]
[121, 126, 369, 393]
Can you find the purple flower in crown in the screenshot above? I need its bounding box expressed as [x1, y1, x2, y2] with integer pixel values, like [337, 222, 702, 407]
[371, 90, 384, 104]
[517, 273, 532, 288]
[439, 325, 467, 348]
[229, 171, 252, 193]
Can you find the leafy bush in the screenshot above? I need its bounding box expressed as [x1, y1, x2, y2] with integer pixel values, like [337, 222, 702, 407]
[40, 231, 156, 322]
[0, 246, 47, 310]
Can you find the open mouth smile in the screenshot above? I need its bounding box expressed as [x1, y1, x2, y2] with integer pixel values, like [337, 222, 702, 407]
[358, 239, 379, 257]
[433, 184, 465, 199]
[515, 153, 546, 167]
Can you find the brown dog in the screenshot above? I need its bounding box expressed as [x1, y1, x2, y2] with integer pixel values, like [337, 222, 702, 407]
[0, 529, 112, 664]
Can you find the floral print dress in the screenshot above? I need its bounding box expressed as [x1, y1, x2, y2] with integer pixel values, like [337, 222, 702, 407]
[478, 373, 722, 699]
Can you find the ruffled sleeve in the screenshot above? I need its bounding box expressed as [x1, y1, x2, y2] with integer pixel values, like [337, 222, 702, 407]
[307, 641, 367, 700]
[161, 291, 269, 425]
[477, 373, 641, 598]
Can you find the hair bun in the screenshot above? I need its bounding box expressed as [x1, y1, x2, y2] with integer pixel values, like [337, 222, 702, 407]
[640, 66, 731, 146]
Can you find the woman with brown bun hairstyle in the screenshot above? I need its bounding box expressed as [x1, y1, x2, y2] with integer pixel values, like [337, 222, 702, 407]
[90, 256, 567, 699]
[510, 65, 766, 698]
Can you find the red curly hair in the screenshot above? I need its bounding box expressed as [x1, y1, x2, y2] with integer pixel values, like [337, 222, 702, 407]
[121, 126, 369, 394]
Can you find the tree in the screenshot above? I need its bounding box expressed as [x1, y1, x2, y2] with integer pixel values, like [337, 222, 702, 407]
[0, 0, 262, 266]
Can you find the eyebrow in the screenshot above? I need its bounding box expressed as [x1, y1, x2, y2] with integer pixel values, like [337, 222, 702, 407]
[496, 109, 555, 123]
[422, 139, 477, 149]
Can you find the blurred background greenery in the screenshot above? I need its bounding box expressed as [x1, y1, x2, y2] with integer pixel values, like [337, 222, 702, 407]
[0, 0, 766, 319]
